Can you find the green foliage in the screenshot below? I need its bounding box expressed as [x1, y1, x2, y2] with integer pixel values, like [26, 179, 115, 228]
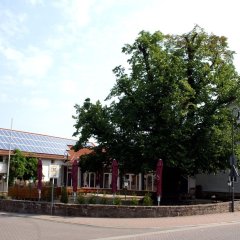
[43, 186, 55, 202]
[23, 156, 38, 181]
[9, 149, 38, 185]
[79, 147, 110, 173]
[100, 193, 108, 204]
[113, 196, 122, 205]
[77, 193, 86, 204]
[73, 25, 240, 176]
[60, 186, 68, 204]
[9, 149, 26, 184]
[88, 194, 97, 204]
[131, 195, 139, 205]
[0, 194, 7, 200]
[143, 193, 153, 206]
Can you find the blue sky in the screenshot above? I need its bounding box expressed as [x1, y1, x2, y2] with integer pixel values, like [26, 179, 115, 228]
[1, 0, 240, 139]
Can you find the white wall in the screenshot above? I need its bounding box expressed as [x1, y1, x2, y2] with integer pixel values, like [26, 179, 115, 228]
[42, 159, 64, 186]
[0, 163, 7, 174]
[196, 171, 240, 193]
[0, 156, 7, 174]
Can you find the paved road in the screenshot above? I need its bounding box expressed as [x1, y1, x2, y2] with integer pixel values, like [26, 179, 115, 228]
[1, 212, 240, 239]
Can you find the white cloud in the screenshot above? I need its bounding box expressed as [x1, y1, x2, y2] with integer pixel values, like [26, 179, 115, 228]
[0, 9, 27, 38]
[22, 97, 50, 109]
[31, 97, 50, 109]
[70, 0, 94, 27]
[1, 75, 18, 86]
[1, 0, 240, 139]
[1, 47, 23, 61]
[22, 78, 38, 87]
[0, 45, 53, 78]
[45, 37, 65, 50]
[45, 33, 77, 50]
[52, 0, 95, 28]
[59, 79, 79, 95]
[29, 89, 43, 96]
[18, 51, 53, 78]
[26, 0, 44, 5]
[111, 0, 238, 39]
[0, 93, 8, 102]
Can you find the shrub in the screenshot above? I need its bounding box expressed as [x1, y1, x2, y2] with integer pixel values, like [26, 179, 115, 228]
[0, 194, 7, 200]
[100, 193, 108, 204]
[113, 196, 122, 205]
[88, 194, 97, 204]
[43, 187, 53, 202]
[143, 193, 153, 206]
[60, 186, 68, 203]
[131, 195, 138, 205]
[77, 193, 86, 204]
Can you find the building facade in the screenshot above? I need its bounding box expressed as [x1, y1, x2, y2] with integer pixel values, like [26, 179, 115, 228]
[0, 128, 155, 192]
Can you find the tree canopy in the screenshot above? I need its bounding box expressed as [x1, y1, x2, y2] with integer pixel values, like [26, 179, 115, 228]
[73, 26, 240, 175]
[9, 149, 38, 185]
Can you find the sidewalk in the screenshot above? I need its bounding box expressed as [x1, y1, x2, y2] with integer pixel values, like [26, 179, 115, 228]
[2, 211, 240, 231]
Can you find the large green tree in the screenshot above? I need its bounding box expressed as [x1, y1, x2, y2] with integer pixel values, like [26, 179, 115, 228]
[73, 26, 240, 175]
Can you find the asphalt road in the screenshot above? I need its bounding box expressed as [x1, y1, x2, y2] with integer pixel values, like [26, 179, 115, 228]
[1, 212, 240, 240]
[0, 213, 154, 240]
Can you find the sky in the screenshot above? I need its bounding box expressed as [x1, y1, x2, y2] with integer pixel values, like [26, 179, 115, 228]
[1, 0, 240, 140]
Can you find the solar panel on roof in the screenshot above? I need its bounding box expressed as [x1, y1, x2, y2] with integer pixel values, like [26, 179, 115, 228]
[20, 145, 27, 152]
[28, 146, 34, 152]
[17, 133, 23, 138]
[0, 142, 6, 149]
[0, 129, 8, 136]
[0, 128, 77, 155]
[0, 136, 6, 143]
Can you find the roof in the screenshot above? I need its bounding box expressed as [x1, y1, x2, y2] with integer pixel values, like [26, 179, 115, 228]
[67, 146, 93, 163]
[0, 128, 76, 157]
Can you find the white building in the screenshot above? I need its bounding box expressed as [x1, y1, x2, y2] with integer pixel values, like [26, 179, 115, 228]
[0, 128, 155, 192]
[0, 128, 76, 191]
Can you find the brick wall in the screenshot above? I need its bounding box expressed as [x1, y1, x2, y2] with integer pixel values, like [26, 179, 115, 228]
[0, 199, 238, 218]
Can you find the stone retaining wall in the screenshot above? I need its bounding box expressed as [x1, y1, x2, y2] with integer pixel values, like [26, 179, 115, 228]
[0, 199, 239, 218]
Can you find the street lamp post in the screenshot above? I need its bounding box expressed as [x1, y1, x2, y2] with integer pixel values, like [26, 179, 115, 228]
[230, 108, 240, 212]
[6, 118, 13, 195]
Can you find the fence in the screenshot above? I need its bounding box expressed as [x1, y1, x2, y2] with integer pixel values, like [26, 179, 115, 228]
[8, 185, 61, 201]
